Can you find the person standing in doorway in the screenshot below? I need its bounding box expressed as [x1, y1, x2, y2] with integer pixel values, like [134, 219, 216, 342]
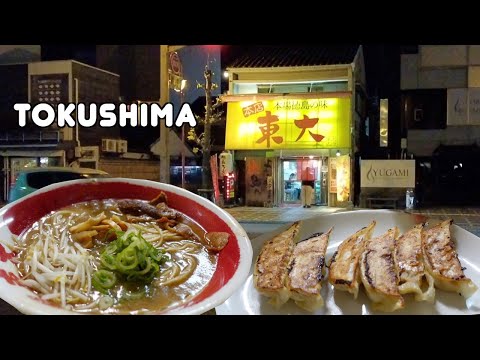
[301, 165, 315, 208]
[301, 178, 314, 208]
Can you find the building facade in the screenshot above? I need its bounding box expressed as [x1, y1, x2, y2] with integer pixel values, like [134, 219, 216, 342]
[0, 60, 123, 201]
[222, 45, 366, 208]
[401, 45, 480, 205]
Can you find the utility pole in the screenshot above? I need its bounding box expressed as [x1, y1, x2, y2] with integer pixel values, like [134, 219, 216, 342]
[159, 45, 186, 184]
[159, 45, 170, 184]
[202, 66, 213, 188]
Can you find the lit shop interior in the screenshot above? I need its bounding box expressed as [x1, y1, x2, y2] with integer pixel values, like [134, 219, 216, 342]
[224, 96, 353, 208]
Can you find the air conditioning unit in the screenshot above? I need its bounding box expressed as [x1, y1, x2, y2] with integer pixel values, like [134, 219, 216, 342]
[79, 146, 99, 161]
[102, 139, 117, 153]
[117, 140, 128, 153]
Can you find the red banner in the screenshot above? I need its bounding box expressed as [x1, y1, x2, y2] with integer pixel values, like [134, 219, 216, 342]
[297, 159, 318, 181]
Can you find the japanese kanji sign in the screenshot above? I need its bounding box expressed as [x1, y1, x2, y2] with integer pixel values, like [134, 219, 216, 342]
[225, 97, 351, 150]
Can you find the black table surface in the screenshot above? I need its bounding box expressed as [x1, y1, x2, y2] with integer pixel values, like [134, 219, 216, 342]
[1, 299, 22, 315]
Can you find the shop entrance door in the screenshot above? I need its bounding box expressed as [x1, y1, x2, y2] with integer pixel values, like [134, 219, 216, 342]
[282, 158, 325, 205]
[316, 157, 329, 206]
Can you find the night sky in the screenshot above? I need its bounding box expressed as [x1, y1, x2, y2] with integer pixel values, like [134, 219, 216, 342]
[41, 44, 415, 99]
[41, 45, 96, 66]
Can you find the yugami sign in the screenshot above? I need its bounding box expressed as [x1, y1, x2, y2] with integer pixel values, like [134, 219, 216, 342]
[361, 160, 415, 188]
[225, 98, 351, 150]
[447, 88, 480, 126]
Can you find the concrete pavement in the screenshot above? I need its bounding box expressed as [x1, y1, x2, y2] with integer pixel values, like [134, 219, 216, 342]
[224, 205, 343, 223]
[408, 207, 480, 238]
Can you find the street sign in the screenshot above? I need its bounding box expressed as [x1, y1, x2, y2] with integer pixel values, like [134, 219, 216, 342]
[169, 74, 183, 91]
[168, 52, 184, 91]
[169, 52, 182, 76]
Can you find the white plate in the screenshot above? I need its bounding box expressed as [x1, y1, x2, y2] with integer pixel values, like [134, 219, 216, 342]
[216, 210, 480, 315]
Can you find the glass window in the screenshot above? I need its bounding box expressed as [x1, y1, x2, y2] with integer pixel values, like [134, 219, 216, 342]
[55, 172, 84, 182]
[26, 171, 92, 189]
[233, 81, 348, 95]
[273, 84, 309, 93]
[233, 83, 259, 94]
[26, 172, 59, 189]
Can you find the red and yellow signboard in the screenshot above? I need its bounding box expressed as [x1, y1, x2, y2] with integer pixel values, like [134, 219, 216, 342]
[225, 97, 351, 150]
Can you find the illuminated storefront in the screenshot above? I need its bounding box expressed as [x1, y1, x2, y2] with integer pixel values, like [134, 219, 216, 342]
[226, 97, 351, 150]
[222, 45, 366, 207]
[224, 95, 354, 207]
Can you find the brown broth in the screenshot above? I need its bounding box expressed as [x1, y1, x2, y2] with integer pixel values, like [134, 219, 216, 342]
[18, 199, 218, 314]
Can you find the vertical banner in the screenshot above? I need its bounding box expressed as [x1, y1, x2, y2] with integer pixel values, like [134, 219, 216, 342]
[329, 158, 337, 194]
[265, 159, 274, 207]
[379, 99, 388, 147]
[210, 154, 220, 204]
[219, 151, 233, 177]
[336, 155, 351, 202]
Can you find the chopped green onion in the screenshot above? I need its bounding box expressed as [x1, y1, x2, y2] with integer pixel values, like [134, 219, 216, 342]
[93, 231, 168, 290]
[98, 296, 115, 310]
[92, 270, 117, 293]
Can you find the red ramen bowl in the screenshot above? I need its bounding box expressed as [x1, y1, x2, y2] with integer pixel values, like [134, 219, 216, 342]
[0, 178, 252, 315]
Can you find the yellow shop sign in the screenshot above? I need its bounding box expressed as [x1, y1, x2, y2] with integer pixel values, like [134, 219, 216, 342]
[225, 97, 351, 150]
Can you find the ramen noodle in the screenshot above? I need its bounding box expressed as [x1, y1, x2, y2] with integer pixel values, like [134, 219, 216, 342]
[5, 192, 229, 314]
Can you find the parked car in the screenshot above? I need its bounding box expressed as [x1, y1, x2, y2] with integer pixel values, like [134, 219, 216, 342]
[8, 167, 109, 203]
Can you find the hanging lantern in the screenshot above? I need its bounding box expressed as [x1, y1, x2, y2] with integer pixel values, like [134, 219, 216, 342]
[219, 151, 233, 177]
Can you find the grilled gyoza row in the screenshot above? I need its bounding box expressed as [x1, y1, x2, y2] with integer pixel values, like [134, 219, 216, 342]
[254, 219, 477, 312]
[329, 219, 477, 312]
[253, 222, 333, 311]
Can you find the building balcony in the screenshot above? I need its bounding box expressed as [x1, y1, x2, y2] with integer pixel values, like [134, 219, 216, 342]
[0, 130, 61, 147]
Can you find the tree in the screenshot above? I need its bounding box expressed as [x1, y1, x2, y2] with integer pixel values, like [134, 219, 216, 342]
[187, 64, 224, 189]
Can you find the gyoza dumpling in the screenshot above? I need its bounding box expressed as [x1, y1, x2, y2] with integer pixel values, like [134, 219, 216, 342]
[422, 219, 477, 299]
[328, 221, 376, 299]
[254, 222, 301, 307]
[360, 227, 404, 312]
[395, 223, 435, 302]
